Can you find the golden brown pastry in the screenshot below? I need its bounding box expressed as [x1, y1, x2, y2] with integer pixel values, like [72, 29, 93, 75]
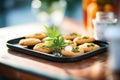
[33, 43, 52, 53]
[73, 36, 95, 45]
[19, 38, 41, 46]
[42, 37, 51, 43]
[25, 33, 46, 39]
[64, 33, 81, 40]
[61, 46, 84, 56]
[64, 40, 76, 47]
[79, 43, 100, 52]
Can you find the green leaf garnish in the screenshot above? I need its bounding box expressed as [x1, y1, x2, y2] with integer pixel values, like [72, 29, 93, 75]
[82, 36, 89, 39]
[72, 46, 80, 53]
[45, 25, 60, 38]
[48, 36, 65, 52]
[44, 25, 65, 54]
[69, 33, 78, 36]
[87, 43, 95, 47]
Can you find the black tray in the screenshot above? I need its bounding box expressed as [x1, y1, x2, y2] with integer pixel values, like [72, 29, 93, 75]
[6, 37, 108, 62]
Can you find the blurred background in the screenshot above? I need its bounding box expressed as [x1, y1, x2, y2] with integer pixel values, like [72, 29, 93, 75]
[0, 0, 36, 28]
[0, 0, 83, 28]
[0, 0, 119, 31]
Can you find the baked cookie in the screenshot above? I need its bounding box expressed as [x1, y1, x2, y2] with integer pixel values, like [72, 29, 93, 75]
[64, 40, 76, 47]
[25, 33, 46, 39]
[79, 43, 100, 52]
[19, 38, 41, 46]
[33, 43, 52, 53]
[73, 36, 95, 45]
[61, 46, 84, 56]
[42, 37, 51, 42]
[64, 33, 81, 40]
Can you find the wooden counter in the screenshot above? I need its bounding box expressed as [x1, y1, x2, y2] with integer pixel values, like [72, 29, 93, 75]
[0, 23, 108, 80]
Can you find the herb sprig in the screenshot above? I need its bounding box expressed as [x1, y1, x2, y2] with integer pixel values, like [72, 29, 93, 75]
[47, 36, 65, 52]
[45, 26, 65, 55]
[45, 25, 60, 38]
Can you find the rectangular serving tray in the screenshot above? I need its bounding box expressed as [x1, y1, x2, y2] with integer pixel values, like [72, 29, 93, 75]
[6, 37, 108, 62]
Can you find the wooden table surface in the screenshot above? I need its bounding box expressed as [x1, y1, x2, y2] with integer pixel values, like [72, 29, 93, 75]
[0, 23, 108, 80]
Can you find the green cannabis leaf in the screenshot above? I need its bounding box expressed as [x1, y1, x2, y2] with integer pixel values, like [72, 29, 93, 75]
[48, 36, 65, 52]
[44, 25, 65, 54]
[45, 25, 60, 38]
